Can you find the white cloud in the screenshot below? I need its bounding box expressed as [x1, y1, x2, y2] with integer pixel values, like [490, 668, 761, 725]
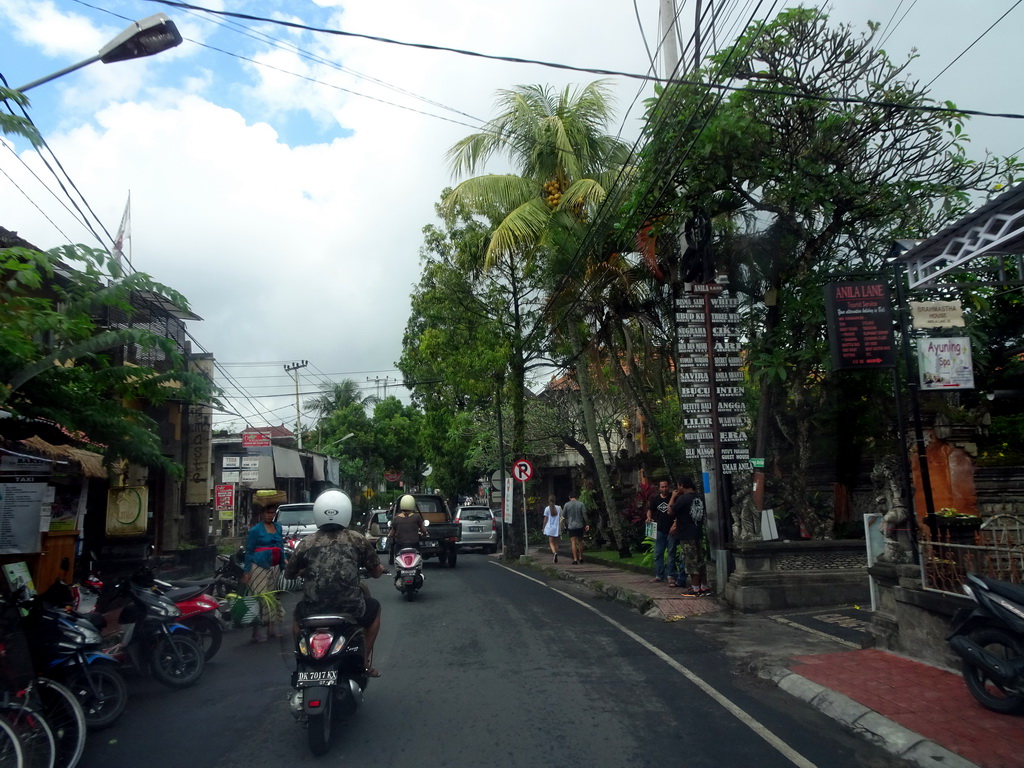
[2, 0, 1019, 427]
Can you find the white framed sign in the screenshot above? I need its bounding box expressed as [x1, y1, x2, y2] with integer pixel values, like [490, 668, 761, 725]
[918, 336, 975, 390]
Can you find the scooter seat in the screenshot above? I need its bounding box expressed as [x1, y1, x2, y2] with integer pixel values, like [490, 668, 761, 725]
[299, 614, 358, 629]
[164, 586, 206, 602]
[983, 577, 1024, 605]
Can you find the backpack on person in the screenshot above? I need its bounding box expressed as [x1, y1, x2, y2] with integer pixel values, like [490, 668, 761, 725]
[689, 496, 706, 525]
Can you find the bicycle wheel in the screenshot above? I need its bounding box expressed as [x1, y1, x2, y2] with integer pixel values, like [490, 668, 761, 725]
[31, 679, 86, 768]
[0, 717, 24, 768]
[0, 701, 55, 768]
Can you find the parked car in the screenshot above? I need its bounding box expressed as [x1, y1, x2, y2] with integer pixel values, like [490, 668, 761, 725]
[455, 505, 498, 554]
[274, 502, 316, 539]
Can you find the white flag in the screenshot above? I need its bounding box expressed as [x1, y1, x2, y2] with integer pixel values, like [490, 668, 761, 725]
[112, 193, 131, 267]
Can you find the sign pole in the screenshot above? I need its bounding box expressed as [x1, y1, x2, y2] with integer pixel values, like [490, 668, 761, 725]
[521, 479, 528, 555]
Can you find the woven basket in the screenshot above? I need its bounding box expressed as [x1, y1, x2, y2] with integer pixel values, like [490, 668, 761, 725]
[229, 596, 261, 627]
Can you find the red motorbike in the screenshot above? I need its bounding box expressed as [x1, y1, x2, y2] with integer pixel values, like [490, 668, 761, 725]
[154, 581, 223, 662]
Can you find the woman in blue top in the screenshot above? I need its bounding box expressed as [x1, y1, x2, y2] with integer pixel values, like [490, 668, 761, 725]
[243, 501, 286, 642]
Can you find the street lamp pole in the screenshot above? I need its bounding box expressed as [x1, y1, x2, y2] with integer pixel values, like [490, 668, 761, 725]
[15, 14, 183, 93]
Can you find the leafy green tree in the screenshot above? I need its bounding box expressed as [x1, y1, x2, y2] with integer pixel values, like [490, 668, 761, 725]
[442, 82, 637, 551]
[0, 244, 217, 475]
[400, 196, 548, 553]
[632, 7, 1019, 534]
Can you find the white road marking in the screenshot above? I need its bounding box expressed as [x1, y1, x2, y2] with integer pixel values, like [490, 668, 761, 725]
[497, 563, 818, 768]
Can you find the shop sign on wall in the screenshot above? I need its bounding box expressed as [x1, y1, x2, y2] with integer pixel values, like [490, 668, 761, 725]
[918, 336, 975, 390]
[0, 478, 46, 554]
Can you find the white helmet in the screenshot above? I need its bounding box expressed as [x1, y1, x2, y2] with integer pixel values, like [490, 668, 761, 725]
[399, 494, 417, 512]
[312, 489, 352, 529]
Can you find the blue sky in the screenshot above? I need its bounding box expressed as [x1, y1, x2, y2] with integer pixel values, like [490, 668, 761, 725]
[1, 0, 1020, 431]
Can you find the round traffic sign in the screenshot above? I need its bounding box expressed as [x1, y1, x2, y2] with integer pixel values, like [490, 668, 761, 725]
[384, 470, 401, 483]
[511, 459, 533, 482]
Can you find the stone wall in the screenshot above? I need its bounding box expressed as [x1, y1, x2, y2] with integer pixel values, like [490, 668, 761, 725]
[724, 539, 870, 612]
[868, 561, 972, 670]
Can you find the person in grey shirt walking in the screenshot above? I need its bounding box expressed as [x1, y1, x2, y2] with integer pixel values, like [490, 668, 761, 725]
[562, 492, 590, 564]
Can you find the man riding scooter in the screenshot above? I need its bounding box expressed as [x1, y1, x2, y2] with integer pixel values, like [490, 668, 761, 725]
[284, 489, 386, 677]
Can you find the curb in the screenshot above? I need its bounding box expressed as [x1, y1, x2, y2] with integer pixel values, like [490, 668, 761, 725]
[521, 555, 978, 768]
[525, 558, 656, 614]
[759, 666, 979, 768]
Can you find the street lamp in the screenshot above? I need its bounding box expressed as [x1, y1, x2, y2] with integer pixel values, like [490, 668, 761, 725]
[15, 14, 183, 93]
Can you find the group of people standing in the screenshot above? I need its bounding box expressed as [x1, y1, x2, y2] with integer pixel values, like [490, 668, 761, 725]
[646, 476, 709, 596]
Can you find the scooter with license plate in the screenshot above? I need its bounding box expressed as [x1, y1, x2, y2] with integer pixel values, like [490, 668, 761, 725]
[287, 607, 370, 755]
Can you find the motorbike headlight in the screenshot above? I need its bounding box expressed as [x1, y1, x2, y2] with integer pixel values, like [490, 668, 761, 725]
[962, 584, 975, 600]
[151, 600, 180, 619]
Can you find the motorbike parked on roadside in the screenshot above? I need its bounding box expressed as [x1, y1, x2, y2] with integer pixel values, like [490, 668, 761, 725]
[210, 546, 245, 599]
[90, 569, 206, 689]
[948, 572, 1024, 713]
[151, 580, 224, 663]
[16, 580, 129, 731]
[288, 609, 370, 756]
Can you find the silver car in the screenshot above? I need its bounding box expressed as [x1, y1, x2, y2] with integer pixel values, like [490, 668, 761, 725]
[455, 506, 498, 553]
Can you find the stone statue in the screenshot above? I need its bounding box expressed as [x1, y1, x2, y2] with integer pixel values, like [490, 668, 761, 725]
[730, 470, 761, 541]
[871, 455, 910, 563]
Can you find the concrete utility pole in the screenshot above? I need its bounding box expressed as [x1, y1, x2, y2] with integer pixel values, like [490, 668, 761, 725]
[366, 375, 397, 399]
[284, 361, 308, 448]
[660, 0, 680, 78]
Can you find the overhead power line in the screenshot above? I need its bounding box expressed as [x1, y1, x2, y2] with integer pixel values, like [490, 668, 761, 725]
[140, 0, 1024, 121]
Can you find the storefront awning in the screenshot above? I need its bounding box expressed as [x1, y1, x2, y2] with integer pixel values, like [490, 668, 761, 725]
[17, 436, 106, 478]
[272, 446, 305, 479]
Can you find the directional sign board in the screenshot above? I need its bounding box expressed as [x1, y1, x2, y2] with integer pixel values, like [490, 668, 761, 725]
[511, 459, 534, 482]
[823, 281, 896, 370]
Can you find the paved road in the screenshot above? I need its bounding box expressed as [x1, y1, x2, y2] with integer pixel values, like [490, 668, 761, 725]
[78, 553, 909, 767]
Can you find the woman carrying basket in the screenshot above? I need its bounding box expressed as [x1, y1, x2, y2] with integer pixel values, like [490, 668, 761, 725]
[243, 494, 286, 642]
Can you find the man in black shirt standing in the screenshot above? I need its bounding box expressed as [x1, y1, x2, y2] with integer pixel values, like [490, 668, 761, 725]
[670, 476, 709, 595]
[646, 479, 678, 584]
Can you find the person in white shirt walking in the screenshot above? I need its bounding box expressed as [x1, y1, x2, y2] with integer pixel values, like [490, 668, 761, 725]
[542, 496, 562, 563]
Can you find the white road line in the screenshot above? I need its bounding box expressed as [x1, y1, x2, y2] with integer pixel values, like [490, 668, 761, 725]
[498, 563, 818, 768]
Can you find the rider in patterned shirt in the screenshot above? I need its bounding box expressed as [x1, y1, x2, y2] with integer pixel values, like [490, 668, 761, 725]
[285, 489, 386, 676]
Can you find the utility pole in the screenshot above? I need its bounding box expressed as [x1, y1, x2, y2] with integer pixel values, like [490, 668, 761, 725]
[284, 361, 308, 448]
[366, 375, 397, 399]
[660, 0, 680, 78]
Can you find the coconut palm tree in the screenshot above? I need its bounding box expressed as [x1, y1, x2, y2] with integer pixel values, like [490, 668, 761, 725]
[444, 81, 636, 551]
[304, 379, 377, 423]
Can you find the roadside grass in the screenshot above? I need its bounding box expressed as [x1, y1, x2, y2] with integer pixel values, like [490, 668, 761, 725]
[586, 549, 648, 569]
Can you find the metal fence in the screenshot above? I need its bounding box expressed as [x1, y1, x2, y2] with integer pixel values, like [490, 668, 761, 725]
[921, 514, 1024, 594]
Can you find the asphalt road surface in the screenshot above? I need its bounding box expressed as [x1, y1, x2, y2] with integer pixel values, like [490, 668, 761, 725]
[78, 554, 910, 767]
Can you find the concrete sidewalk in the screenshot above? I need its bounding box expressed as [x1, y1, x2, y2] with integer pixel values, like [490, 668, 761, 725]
[516, 546, 1023, 768]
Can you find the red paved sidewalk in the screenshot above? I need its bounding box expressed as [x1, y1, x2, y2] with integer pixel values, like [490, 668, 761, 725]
[791, 649, 1024, 768]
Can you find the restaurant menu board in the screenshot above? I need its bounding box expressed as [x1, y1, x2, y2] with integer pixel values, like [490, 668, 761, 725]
[823, 281, 896, 370]
[0, 480, 46, 554]
[675, 285, 749, 474]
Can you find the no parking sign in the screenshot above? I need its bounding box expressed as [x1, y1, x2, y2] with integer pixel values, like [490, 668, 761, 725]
[511, 459, 533, 481]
